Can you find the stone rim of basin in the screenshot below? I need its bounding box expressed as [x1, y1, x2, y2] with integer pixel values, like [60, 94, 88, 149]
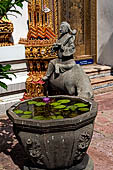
[7, 95, 97, 132]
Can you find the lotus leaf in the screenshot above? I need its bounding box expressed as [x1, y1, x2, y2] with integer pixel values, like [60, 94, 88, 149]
[57, 99, 71, 104]
[54, 105, 66, 109]
[21, 115, 31, 119]
[50, 115, 57, 120]
[55, 112, 61, 115]
[50, 102, 61, 106]
[66, 105, 77, 111]
[14, 110, 23, 114]
[56, 115, 64, 119]
[78, 108, 89, 112]
[35, 102, 46, 106]
[74, 103, 88, 107]
[33, 116, 45, 120]
[24, 111, 32, 115]
[28, 101, 38, 105]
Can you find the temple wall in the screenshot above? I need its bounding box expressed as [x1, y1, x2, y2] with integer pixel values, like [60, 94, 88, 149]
[7, 1, 113, 66]
[8, 2, 28, 44]
[97, 0, 113, 66]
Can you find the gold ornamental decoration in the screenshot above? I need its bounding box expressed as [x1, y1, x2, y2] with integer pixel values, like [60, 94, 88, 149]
[20, 0, 97, 99]
[0, 16, 13, 46]
[20, 0, 59, 99]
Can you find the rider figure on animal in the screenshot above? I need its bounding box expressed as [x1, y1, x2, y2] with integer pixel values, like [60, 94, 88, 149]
[42, 21, 77, 81]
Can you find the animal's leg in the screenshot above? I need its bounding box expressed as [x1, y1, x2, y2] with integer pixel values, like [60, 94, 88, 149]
[66, 85, 75, 96]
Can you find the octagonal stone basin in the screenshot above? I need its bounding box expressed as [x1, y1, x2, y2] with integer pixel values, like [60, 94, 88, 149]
[7, 96, 97, 170]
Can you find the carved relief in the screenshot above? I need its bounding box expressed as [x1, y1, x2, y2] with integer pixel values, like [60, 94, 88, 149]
[74, 132, 91, 161]
[26, 138, 44, 165]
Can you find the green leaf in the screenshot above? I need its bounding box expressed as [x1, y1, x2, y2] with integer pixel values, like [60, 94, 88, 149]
[1, 64, 11, 71]
[78, 108, 90, 112]
[16, 2, 23, 8]
[55, 112, 61, 115]
[0, 81, 7, 89]
[49, 115, 57, 120]
[35, 102, 46, 106]
[33, 116, 45, 120]
[21, 115, 31, 119]
[0, 73, 12, 80]
[57, 99, 71, 104]
[66, 105, 77, 111]
[24, 111, 32, 114]
[56, 115, 64, 119]
[28, 101, 38, 105]
[14, 109, 23, 114]
[50, 102, 61, 106]
[54, 105, 66, 109]
[74, 103, 88, 108]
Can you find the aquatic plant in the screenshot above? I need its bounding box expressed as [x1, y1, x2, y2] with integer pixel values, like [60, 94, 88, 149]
[14, 98, 90, 120]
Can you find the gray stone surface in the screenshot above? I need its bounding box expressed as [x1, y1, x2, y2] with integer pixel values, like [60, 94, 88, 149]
[97, 0, 113, 66]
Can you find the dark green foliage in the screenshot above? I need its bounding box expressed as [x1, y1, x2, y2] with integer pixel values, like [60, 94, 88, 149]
[0, 0, 28, 90]
[0, 0, 28, 18]
[0, 64, 16, 89]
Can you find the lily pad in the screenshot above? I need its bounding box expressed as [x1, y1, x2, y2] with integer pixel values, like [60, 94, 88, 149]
[78, 108, 89, 112]
[21, 115, 31, 119]
[57, 99, 71, 104]
[55, 112, 61, 115]
[74, 103, 88, 108]
[35, 102, 46, 106]
[67, 105, 77, 111]
[33, 116, 45, 120]
[54, 105, 66, 109]
[50, 102, 61, 106]
[24, 111, 32, 115]
[56, 115, 64, 119]
[14, 110, 23, 114]
[28, 101, 38, 105]
[50, 115, 57, 120]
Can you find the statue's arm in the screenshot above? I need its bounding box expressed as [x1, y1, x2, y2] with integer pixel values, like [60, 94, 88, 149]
[61, 36, 75, 56]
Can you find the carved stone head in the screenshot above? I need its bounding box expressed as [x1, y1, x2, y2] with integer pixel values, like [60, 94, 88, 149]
[60, 21, 77, 35]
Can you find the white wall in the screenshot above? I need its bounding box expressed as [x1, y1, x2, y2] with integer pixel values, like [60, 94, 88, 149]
[8, 2, 28, 44]
[97, 0, 113, 66]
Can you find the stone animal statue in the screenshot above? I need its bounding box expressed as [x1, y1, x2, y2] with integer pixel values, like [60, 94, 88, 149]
[42, 22, 94, 99]
[46, 63, 94, 99]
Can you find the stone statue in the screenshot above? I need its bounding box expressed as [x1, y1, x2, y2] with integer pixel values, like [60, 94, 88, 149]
[43, 22, 94, 99]
[42, 21, 76, 80]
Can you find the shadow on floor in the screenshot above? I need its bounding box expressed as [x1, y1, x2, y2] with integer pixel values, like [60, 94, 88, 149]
[0, 118, 28, 170]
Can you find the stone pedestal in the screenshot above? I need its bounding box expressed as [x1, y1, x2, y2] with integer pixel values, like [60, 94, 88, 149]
[23, 154, 94, 170]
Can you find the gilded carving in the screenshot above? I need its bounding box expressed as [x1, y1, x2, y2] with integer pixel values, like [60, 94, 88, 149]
[0, 16, 13, 46]
[20, 0, 96, 99]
